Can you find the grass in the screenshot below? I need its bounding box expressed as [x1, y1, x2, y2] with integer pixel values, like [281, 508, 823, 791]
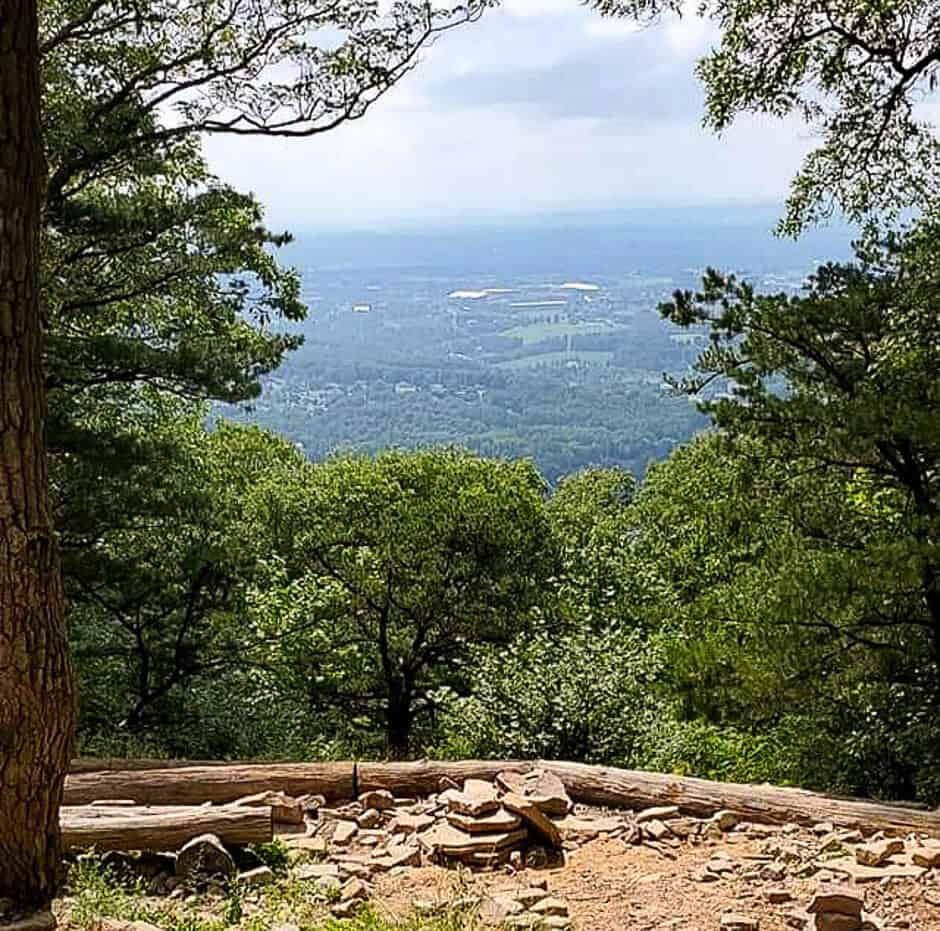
[64, 855, 490, 931]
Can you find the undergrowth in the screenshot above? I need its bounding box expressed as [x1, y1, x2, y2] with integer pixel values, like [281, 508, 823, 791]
[66, 856, 487, 931]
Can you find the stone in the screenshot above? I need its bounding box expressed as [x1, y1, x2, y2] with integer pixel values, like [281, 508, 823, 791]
[238, 866, 273, 887]
[295, 860, 340, 879]
[340, 877, 370, 901]
[286, 834, 327, 857]
[538, 919, 571, 930]
[924, 888, 940, 906]
[641, 819, 671, 841]
[813, 915, 862, 931]
[448, 807, 523, 834]
[554, 815, 624, 841]
[784, 913, 810, 930]
[760, 859, 786, 881]
[714, 810, 742, 831]
[448, 779, 501, 817]
[296, 793, 326, 813]
[358, 790, 395, 810]
[502, 791, 563, 847]
[370, 843, 421, 870]
[910, 845, 940, 868]
[438, 776, 460, 792]
[479, 895, 526, 924]
[336, 859, 372, 880]
[813, 822, 835, 835]
[503, 917, 539, 929]
[495, 769, 572, 816]
[514, 888, 549, 907]
[765, 888, 792, 904]
[467, 849, 511, 868]
[706, 856, 737, 875]
[330, 900, 361, 919]
[391, 812, 434, 835]
[666, 817, 699, 838]
[808, 887, 863, 917]
[636, 805, 680, 823]
[530, 897, 568, 916]
[823, 856, 925, 883]
[233, 790, 305, 824]
[175, 833, 235, 879]
[331, 819, 358, 845]
[419, 820, 529, 858]
[358, 808, 382, 828]
[854, 839, 904, 867]
[720, 916, 759, 931]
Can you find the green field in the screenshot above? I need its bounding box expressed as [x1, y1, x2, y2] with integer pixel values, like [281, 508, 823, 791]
[495, 350, 615, 370]
[501, 320, 622, 344]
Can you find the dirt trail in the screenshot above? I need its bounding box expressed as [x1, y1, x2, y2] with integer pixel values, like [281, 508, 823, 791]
[373, 832, 940, 929]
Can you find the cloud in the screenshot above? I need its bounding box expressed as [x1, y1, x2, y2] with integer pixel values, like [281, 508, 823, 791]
[203, 1, 808, 229]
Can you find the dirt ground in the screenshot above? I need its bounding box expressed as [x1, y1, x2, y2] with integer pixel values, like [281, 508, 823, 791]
[371, 834, 940, 930]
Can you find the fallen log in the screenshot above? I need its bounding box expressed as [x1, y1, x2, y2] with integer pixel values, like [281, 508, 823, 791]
[66, 757, 940, 838]
[537, 760, 940, 837]
[64, 762, 355, 806]
[61, 804, 271, 852]
[70, 758, 239, 774]
[357, 760, 531, 798]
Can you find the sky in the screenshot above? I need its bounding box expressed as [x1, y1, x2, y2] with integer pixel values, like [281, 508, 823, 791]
[203, 0, 815, 231]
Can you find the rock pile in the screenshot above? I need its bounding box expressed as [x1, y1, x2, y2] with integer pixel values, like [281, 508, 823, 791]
[296, 769, 572, 874]
[73, 771, 940, 929]
[805, 885, 873, 931]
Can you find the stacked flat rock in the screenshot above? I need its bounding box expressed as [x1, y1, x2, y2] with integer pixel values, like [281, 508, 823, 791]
[418, 772, 571, 867]
[805, 886, 876, 931]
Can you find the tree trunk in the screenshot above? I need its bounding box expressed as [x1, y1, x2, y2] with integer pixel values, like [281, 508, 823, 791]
[64, 762, 356, 806]
[0, 0, 77, 909]
[61, 805, 272, 852]
[385, 687, 413, 760]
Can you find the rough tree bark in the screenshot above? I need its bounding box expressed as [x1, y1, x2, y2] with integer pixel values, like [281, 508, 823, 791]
[64, 762, 356, 805]
[60, 805, 272, 852]
[0, 0, 77, 909]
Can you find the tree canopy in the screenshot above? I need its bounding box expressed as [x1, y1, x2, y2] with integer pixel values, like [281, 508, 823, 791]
[593, 0, 940, 232]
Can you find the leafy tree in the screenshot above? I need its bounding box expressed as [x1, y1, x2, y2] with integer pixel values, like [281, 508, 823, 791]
[0, 0, 75, 907]
[647, 226, 940, 799]
[435, 621, 665, 764]
[547, 467, 637, 626]
[593, 0, 940, 231]
[36, 0, 490, 757]
[663, 226, 940, 665]
[39, 0, 490, 411]
[266, 448, 555, 756]
[66, 410, 308, 740]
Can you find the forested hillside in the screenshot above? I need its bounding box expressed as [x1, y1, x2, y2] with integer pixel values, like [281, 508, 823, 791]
[222, 215, 849, 482]
[3, 0, 940, 918]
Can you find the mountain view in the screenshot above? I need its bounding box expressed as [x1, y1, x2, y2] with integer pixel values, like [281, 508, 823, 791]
[4, 0, 940, 928]
[227, 210, 851, 480]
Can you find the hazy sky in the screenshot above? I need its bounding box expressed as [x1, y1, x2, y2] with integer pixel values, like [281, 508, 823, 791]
[203, 0, 814, 231]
